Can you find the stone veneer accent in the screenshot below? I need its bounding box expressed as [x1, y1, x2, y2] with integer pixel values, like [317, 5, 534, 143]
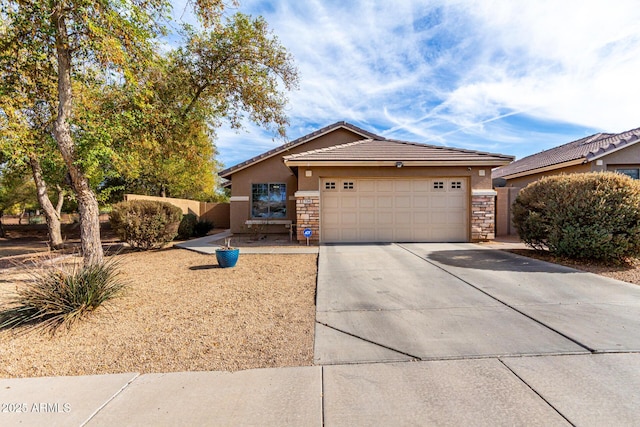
[471, 190, 497, 241]
[294, 191, 320, 242]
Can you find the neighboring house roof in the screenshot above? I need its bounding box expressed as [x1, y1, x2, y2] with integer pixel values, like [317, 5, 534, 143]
[284, 139, 514, 166]
[493, 126, 640, 179]
[218, 121, 383, 178]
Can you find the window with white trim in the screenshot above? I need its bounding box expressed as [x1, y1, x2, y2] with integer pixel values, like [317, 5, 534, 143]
[251, 183, 287, 218]
[433, 181, 444, 189]
[343, 181, 354, 190]
[451, 181, 462, 189]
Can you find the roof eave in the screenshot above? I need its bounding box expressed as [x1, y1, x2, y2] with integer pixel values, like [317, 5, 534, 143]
[284, 159, 513, 168]
[499, 158, 585, 180]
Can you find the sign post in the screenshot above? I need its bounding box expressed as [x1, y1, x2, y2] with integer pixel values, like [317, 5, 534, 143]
[303, 228, 312, 246]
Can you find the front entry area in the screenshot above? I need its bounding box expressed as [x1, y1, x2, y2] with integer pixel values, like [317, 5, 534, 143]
[320, 178, 468, 243]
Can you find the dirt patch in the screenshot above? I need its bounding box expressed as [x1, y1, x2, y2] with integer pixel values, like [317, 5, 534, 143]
[0, 248, 317, 378]
[508, 248, 640, 286]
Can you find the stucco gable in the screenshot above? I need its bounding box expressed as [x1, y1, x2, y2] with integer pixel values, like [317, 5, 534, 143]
[218, 121, 383, 179]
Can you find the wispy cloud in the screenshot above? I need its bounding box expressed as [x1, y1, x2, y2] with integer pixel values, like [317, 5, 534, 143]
[170, 0, 640, 165]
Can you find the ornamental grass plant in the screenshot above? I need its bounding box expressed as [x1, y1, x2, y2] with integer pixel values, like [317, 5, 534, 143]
[0, 256, 127, 334]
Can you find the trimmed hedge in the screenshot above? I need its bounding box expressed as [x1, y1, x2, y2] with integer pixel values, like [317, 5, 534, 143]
[512, 172, 640, 262]
[177, 213, 198, 240]
[110, 200, 183, 250]
[177, 214, 215, 239]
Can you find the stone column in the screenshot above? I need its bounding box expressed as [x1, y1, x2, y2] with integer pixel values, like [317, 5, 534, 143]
[471, 189, 497, 241]
[294, 191, 320, 242]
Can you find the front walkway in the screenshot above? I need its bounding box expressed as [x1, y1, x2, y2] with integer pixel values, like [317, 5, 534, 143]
[174, 230, 319, 254]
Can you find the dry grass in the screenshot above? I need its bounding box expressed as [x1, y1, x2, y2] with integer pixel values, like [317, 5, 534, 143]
[0, 248, 317, 378]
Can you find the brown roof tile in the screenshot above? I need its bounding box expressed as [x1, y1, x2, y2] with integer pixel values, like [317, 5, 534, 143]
[284, 139, 514, 163]
[493, 126, 640, 179]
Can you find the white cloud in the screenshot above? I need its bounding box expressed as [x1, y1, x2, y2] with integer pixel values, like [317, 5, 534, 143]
[169, 0, 640, 165]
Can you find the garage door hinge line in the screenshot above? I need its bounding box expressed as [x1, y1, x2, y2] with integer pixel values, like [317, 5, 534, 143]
[316, 321, 422, 360]
[396, 244, 595, 354]
[498, 359, 576, 426]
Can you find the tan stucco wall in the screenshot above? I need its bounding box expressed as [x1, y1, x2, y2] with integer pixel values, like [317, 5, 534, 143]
[504, 163, 591, 188]
[599, 143, 640, 173]
[297, 166, 493, 191]
[124, 194, 202, 216]
[228, 128, 370, 232]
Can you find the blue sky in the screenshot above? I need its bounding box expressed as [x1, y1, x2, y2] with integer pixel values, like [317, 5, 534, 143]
[170, 0, 640, 168]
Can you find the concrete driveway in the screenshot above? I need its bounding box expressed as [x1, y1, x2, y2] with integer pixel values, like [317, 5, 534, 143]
[315, 243, 640, 425]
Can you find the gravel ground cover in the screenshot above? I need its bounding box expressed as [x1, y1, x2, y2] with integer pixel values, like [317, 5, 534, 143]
[0, 247, 317, 378]
[508, 249, 640, 286]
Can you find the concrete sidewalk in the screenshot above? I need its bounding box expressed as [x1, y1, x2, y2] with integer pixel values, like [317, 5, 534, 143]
[2, 353, 640, 426]
[174, 230, 319, 254]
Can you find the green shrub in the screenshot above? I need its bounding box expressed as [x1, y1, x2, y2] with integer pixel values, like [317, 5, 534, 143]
[193, 219, 215, 237]
[512, 172, 640, 262]
[177, 213, 198, 239]
[109, 200, 182, 250]
[0, 257, 126, 333]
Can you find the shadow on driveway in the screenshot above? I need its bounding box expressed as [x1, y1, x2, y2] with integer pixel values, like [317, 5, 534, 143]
[424, 249, 581, 274]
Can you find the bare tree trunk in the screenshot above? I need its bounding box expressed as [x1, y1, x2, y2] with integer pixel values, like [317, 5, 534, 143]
[29, 155, 64, 249]
[55, 185, 65, 217]
[52, 6, 103, 265]
[0, 211, 5, 238]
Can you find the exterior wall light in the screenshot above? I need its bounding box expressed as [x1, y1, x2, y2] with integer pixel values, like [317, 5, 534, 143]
[396, 161, 403, 168]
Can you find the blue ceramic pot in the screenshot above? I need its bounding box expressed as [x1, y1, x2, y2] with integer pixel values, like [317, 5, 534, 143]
[216, 248, 239, 268]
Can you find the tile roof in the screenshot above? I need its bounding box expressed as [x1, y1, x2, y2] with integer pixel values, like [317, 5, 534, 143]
[218, 121, 383, 178]
[493, 126, 640, 178]
[284, 139, 514, 163]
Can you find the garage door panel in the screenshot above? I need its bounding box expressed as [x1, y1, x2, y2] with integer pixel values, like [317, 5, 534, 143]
[414, 212, 430, 224]
[341, 197, 357, 209]
[377, 212, 394, 224]
[377, 196, 393, 208]
[396, 211, 412, 224]
[341, 228, 358, 241]
[395, 196, 412, 208]
[323, 195, 339, 209]
[358, 180, 376, 192]
[376, 181, 394, 192]
[359, 212, 375, 225]
[341, 212, 357, 225]
[376, 228, 394, 241]
[321, 178, 468, 243]
[359, 196, 375, 208]
[430, 194, 449, 208]
[394, 180, 413, 192]
[413, 196, 430, 208]
[447, 195, 466, 209]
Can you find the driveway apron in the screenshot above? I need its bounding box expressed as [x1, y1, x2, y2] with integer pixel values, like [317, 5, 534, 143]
[315, 243, 586, 365]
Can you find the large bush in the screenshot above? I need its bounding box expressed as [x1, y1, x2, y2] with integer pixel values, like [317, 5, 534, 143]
[512, 172, 640, 261]
[110, 200, 182, 250]
[177, 214, 215, 239]
[177, 213, 198, 240]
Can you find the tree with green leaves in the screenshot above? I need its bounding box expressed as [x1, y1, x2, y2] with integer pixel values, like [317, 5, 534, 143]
[1, 1, 298, 265]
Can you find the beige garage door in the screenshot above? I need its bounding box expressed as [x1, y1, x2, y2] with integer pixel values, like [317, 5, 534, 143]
[321, 178, 468, 243]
